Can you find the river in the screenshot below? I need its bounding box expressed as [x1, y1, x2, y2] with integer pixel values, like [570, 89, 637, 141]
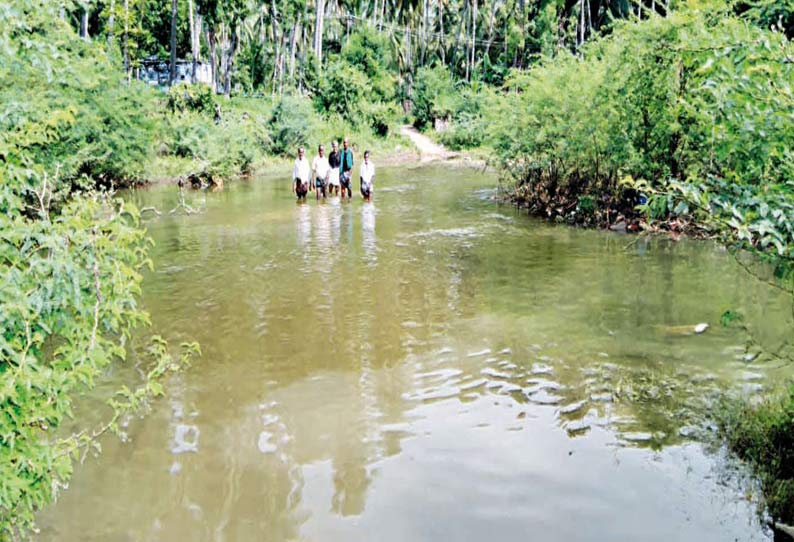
[36, 164, 793, 541]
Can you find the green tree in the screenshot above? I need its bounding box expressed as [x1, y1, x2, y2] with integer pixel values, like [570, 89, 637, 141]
[0, 3, 197, 537]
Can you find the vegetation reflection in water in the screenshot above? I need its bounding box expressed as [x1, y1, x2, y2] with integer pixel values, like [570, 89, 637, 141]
[36, 165, 792, 541]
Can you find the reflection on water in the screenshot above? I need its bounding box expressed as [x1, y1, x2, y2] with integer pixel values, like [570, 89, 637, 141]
[35, 165, 793, 542]
[362, 203, 376, 265]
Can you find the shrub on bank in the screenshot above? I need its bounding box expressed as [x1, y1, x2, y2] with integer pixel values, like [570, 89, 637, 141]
[411, 65, 459, 130]
[267, 94, 318, 157]
[1, 3, 196, 538]
[166, 83, 215, 114]
[161, 108, 270, 180]
[360, 100, 399, 137]
[718, 385, 794, 525]
[488, 5, 794, 264]
[0, 27, 158, 192]
[439, 112, 486, 150]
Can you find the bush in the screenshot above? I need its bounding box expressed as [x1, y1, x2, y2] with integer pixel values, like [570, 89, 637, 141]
[411, 64, 459, 129]
[0, 32, 158, 190]
[204, 120, 266, 178]
[489, 5, 794, 259]
[718, 385, 794, 524]
[360, 101, 398, 137]
[166, 83, 215, 114]
[162, 109, 269, 179]
[313, 61, 369, 122]
[165, 113, 211, 158]
[0, 3, 196, 538]
[267, 94, 317, 157]
[340, 27, 396, 101]
[439, 112, 485, 149]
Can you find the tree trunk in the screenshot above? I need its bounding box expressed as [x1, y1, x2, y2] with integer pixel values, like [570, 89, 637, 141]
[289, 21, 298, 83]
[503, 15, 508, 60]
[314, 0, 325, 67]
[208, 27, 217, 93]
[483, 0, 496, 58]
[469, 0, 477, 80]
[420, 0, 429, 65]
[188, 0, 198, 82]
[108, 0, 115, 46]
[519, 0, 526, 66]
[169, 0, 178, 85]
[80, 3, 89, 40]
[439, 1, 445, 63]
[219, 25, 227, 93]
[465, 1, 471, 80]
[279, 31, 288, 95]
[584, 0, 593, 37]
[223, 25, 237, 95]
[123, 0, 129, 75]
[452, 0, 468, 73]
[271, 1, 282, 96]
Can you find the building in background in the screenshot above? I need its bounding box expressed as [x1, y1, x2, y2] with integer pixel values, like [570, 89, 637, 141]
[138, 56, 212, 87]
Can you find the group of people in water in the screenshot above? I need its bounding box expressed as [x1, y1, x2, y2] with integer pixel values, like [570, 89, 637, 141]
[291, 138, 375, 202]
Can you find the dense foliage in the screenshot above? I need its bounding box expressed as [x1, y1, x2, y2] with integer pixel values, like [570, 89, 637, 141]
[1, 2, 197, 538]
[482, 6, 794, 267]
[0, 8, 156, 191]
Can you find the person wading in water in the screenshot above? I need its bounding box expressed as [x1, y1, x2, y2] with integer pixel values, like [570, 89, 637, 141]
[360, 150, 375, 202]
[340, 138, 354, 200]
[311, 144, 330, 201]
[328, 141, 341, 197]
[292, 146, 310, 201]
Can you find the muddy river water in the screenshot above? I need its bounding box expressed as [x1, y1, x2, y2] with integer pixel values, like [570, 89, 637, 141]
[37, 165, 793, 541]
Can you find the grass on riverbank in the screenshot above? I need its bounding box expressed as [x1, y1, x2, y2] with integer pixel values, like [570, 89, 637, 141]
[717, 384, 794, 526]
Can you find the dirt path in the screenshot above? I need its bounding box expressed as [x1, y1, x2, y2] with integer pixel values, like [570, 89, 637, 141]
[400, 125, 454, 162]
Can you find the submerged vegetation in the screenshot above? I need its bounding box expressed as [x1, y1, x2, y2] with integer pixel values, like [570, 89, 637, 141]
[2, 0, 794, 536]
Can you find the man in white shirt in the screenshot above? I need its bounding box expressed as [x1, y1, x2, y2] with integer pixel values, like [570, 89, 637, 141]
[359, 150, 375, 202]
[311, 144, 331, 200]
[291, 146, 310, 201]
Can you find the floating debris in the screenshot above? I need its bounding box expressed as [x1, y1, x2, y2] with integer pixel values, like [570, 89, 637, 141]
[171, 424, 200, 455]
[694, 323, 709, 334]
[257, 431, 277, 454]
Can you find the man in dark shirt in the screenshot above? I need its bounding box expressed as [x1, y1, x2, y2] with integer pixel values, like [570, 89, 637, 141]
[339, 137, 354, 200]
[328, 141, 341, 197]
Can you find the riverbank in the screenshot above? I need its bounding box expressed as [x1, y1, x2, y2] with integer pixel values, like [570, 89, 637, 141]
[410, 9, 794, 270]
[141, 121, 487, 189]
